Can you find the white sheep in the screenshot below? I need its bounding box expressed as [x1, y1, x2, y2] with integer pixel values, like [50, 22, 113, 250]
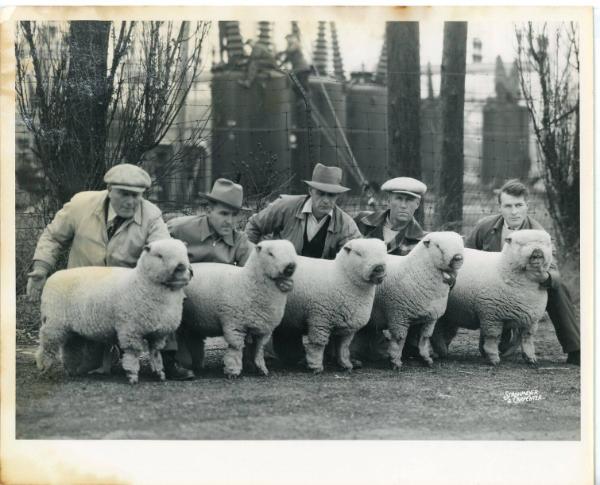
[272, 238, 388, 374]
[430, 229, 552, 366]
[36, 239, 193, 384]
[352, 232, 464, 369]
[180, 239, 297, 378]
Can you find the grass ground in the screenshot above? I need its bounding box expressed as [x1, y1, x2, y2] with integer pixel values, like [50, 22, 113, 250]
[15, 317, 580, 440]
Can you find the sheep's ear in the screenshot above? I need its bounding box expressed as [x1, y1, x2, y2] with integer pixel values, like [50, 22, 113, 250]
[343, 246, 352, 254]
[255, 243, 262, 253]
[423, 239, 431, 248]
[143, 244, 151, 252]
[504, 236, 512, 244]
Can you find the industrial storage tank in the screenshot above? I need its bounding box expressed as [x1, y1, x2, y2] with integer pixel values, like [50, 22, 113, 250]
[345, 71, 388, 192]
[211, 22, 294, 197]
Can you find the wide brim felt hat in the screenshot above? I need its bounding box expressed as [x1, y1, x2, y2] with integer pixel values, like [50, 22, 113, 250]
[304, 163, 350, 194]
[199, 178, 251, 211]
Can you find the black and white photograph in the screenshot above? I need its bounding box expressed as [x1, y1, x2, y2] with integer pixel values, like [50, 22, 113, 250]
[1, 5, 594, 485]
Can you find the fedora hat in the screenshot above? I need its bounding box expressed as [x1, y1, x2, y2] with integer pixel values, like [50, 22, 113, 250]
[200, 178, 250, 211]
[304, 163, 350, 194]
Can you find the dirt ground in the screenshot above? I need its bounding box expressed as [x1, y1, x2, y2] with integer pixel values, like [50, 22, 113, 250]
[15, 319, 580, 440]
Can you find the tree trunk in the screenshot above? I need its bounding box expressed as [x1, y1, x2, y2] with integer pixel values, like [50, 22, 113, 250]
[386, 21, 421, 180]
[62, 21, 111, 202]
[437, 21, 467, 231]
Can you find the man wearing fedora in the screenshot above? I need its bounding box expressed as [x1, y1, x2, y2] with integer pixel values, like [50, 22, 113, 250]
[246, 163, 361, 365]
[168, 178, 254, 266]
[350, 176, 446, 363]
[26, 164, 194, 380]
[245, 163, 361, 259]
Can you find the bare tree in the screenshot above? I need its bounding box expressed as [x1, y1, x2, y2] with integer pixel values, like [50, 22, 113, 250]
[436, 21, 468, 232]
[15, 20, 211, 209]
[515, 22, 579, 254]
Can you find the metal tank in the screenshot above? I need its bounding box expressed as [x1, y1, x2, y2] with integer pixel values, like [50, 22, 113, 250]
[345, 71, 388, 192]
[211, 21, 294, 196]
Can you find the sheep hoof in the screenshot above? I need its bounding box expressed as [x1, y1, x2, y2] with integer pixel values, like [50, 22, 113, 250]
[256, 365, 269, 376]
[525, 360, 538, 369]
[391, 361, 403, 371]
[486, 358, 501, 367]
[423, 358, 434, 368]
[88, 366, 111, 376]
[157, 371, 166, 381]
[225, 372, 241, 379]
[128, 375, 139, 384]
[310, 367, 324, 375]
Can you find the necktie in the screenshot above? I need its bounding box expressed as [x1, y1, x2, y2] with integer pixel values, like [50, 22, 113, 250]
[107, 216, 126, 241]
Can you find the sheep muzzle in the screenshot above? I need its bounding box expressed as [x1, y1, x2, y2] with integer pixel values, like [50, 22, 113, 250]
[450, 254, 464, 270]
[528, 248, 545, 268]
[369, 264, 387, 284]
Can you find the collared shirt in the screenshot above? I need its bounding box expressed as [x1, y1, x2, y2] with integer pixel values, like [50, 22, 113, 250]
[354, 209, 425, 256]
[168, 214, 253, 266]
[301, 198, 333, 241]
[383, 215, 410, 245]
[245, 194, 361, 260]
[33, 190, 170, 270]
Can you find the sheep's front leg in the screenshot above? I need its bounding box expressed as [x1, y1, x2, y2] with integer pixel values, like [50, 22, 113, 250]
[430, 319, 458, 359]
[480, 320, 503, 366]
[387, 322, 409, 370]
[121, 348, 142, 384]
[148, 335, 168, 381]
[418, 320, 436, 367]
[252, 333, 272, 376]
[118, 329, 144, 384]
[305, 322, 331, 374]
[336, 331, 355, 371]
[521, 320, 538, 368]
[222, 325, 246, 378]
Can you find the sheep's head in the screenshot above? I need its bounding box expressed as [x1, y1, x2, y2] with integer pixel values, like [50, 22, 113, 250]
[138, 239, 193, 290]
[419, 232, 465, 276]
[254, 240, 297, 293]
[501, 229, 552, 279]
[338, 238, 387, 286]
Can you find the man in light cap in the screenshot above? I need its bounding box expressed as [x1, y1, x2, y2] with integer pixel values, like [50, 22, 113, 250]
[355, 176, 427, 256]
[351, 176, 442, 364]
[246, 163, 361, 259]
[246, 163, 361, 365]
[27, 163, 194, 380]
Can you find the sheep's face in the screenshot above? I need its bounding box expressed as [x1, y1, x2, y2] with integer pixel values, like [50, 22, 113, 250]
[340, 238, 388, 285]
[255, 240, 298, 293]
[139, 239, 193, 290]
[502, 229, 552, 275]
[421, 231, 465, 272]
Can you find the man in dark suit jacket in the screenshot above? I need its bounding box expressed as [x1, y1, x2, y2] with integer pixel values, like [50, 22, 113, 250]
[465, 179, 580, 365]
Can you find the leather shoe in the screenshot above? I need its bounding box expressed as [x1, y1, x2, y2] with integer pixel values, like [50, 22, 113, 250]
[162, 351, 194, 380]
[566, 351, 580, 366]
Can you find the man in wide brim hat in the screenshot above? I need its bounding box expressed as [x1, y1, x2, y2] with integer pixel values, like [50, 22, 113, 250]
[245, 162, 361, 364]
[168, 178, 254, 267]
[246, 162, 359, 260]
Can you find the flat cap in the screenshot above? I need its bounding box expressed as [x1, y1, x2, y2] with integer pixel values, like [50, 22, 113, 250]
[381, 177, 427, 198]
[104, 164, 152, 193]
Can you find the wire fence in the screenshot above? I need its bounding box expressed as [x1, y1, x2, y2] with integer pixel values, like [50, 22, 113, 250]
[15, 60, 569, 294]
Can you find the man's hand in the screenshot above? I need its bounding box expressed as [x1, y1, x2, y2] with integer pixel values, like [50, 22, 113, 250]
[528, 266, 552, 288]
[26, 262, 50, 302]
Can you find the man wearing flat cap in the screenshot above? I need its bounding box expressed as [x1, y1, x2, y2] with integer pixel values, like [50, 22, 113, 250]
[355, 176, 427, 256]
[351, 176, 437, 363]
[27, 163, 193, 380]
[245, 163, 361, 259]
[168, 178, 254, 266]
